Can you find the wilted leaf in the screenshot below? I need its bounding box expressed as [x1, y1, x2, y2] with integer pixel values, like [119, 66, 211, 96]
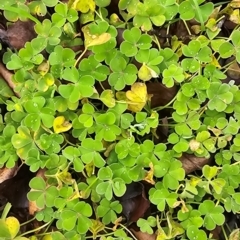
[229, 228, 240, 240]
[89, 219, 105, 239]
[82, 25, 111, 48]
[119, 182, 150, 222]
[53, 116, 72, 134]
[144, 162, 155, 185]
[131, 227, 156, 240]
[126, 82, 148, 112]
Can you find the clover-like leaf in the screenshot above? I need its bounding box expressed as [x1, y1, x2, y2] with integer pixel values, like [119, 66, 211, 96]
[12, 126, 38, 159]
[162, 64, 185, 87]
[120, 27, 152, 57]
[150, 184, 178, 211]
[207, 82, 233, 112]
[109, 54, 138, 90]
[199, 200, 225, 230]
[96, 198, 122, 224]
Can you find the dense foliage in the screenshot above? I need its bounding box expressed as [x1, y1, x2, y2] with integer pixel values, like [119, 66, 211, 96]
[0, 0, 240, 239]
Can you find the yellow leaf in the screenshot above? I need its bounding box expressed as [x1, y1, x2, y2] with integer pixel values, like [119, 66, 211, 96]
[53, 116, 72, 134]
[90, 220, 105, 239]
[144, 162, 155, 185]
[82, 25, 111, 48]
[5, 217, 20, 238]
[126, 82, 148, 112]
[190, 176, 201, 187]
[230, 0, 240, 8]
[138, 64, 153, 81]
[85, 161, 95, 177]
[229, 9, 240, 24]
[69, 0, 95, 13]
[37, 61, 49, 76]
[87, 33, 111, 48]
[41, 234, 53, 240]
[100, 90, 116, 108]
[156, 226, 168, 240]
[171, 36, 182, 52]
[210, 55, 221, 68]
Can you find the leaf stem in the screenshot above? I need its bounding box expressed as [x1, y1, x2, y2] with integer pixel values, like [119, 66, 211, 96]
[220, 225, 228, 240]
[182, 20, 192, 36]
[153, 90, 178, 111]
[192, 0, 205, 31]
[2, 6, 40, 24]
[119, 224, 138, 240]
[18, 220, 53, 237]
[1, 202, 11, 220]
[74, 48, 88, 67]
[20, 217, 36, 226]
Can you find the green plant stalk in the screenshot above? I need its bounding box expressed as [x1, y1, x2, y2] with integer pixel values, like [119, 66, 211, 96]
[2, 6, 41, 24]
[1, 202, 12, 220]
[192, 0, 205, 31]
[220, 225, 228, 240]
[182, 20, 192, 36]
[119, 224, 138, 240]
[74, 48, 88, 67]
[20, 217, 35, 226]
[153, 91, 178, 111]
[18, 220, 53, 237]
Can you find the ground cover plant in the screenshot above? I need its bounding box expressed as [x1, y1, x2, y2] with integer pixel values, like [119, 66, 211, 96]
[0, 0, 240, 239]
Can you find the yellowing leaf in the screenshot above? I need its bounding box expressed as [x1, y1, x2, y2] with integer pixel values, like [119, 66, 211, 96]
[87, 33, 111, 48]
[5, 217, 20, 238]
[85, 161, 95, 177]
[126, 82, 148, 112]
[167, 212, 184, 238]
[210, 55, 221, 68]
[100, 90, 116, 108]
[144, 162, 155, 184]
[116, 91, 128, 101]
[229, 228, 240, 240]
[230, 0, 240, 8]
[90, 220, 105, 239]
[69, 0, 95, 13]
[138, 64, 153, 81]
[53, 116, 72, 134]
[229, 9, 240, 24]
[37, 61, 49, 76]
[156, 226, 168, 240]
[82, 25, 111, 48]
[190, 176, 201, 187]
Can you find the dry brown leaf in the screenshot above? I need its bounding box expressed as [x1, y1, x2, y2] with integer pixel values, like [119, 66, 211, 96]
[0, 62, 19, 97]
[120, 182, 150, 222]
[131, 228, 156, 240]
[179, 153, 212, 174]
[7, 20, 36, 50]
[147, 82, 177, 109]
[0, 164, 18, 184]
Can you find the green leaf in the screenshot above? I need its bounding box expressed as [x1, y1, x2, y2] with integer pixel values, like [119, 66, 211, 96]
[199, 200, 225, 230]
